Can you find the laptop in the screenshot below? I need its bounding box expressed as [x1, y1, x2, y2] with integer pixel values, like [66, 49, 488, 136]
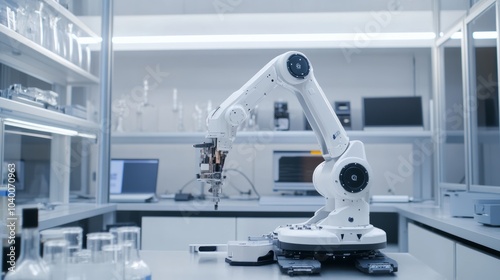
[109, 159, 159, 203]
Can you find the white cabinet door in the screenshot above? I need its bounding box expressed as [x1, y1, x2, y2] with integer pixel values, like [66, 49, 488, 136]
[456, 243, 500, 280]
[408, 222, 455, 280]
[142, 217, 236, 251]
[236, 217, 306, 240]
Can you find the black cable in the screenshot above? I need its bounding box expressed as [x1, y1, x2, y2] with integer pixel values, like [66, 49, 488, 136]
[223, 168, 260, 199]
[176, 177, 197, 193]
[175, 169, 260, 199]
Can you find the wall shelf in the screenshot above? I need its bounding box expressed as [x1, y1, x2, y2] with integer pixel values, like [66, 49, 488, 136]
[111, 130, 433, 145]
[43, 0, 99, 38]
[0, 25, 99, 85]
[0, 2, 104, 225]
[36, 203, 116, 230]
[0, 98, 98, 134]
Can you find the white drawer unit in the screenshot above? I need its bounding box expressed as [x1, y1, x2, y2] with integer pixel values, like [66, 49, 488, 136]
[408, 222, 455, 280]
[456, 243, 500, 280]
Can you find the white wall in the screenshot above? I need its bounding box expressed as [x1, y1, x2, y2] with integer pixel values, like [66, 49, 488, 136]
[110, 48, 431, 132]
[110, 48, 431, 197]
[111, 142, 415, 197]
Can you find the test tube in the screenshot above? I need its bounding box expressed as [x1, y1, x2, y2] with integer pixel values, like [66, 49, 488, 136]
[86, 232, 114, 263]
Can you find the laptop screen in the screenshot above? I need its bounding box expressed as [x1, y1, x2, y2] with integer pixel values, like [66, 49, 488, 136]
[110, 159, 159, 194]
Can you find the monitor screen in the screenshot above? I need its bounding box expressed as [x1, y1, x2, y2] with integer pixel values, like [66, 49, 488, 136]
[363, 96, 423, 128]
[110, 159, 159, 194]
[273, 151, 324, 192]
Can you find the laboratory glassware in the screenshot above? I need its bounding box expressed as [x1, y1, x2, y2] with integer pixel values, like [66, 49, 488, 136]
[62, 227, 83, 261]
[86, 232, 114, 263]
[43, 239, 68, 280]
[4, 208, 50, 280]
[117, 227, 152, 280]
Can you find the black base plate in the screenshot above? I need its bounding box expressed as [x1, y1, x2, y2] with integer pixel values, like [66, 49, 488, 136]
[275, 250, 398, 275]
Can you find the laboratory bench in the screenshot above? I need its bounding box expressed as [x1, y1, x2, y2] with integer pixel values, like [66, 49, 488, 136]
[114, 199, 500, 279]
[113, 199, 500, 249]
[13, 203, 116, 231]
[113, 199, 400, 250]
[141, 250, 443, 279]
[112, 198, 500, 251]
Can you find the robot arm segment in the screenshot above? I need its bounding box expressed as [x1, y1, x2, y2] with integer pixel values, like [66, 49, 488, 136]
[195, 51, 356, 209]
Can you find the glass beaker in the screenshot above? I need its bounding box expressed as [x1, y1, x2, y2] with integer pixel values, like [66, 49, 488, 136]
[86, 232, 114, 263]
[102, 244, 124, 279]
[62, 227, 83, 262]
[43, 239, 69, 280]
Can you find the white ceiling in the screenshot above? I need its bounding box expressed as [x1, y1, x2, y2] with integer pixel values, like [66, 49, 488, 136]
[73, 0, 436, 16]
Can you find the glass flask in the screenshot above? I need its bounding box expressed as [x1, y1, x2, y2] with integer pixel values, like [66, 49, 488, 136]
[4, 208, 50, 280]
[117, 227, 152, 280]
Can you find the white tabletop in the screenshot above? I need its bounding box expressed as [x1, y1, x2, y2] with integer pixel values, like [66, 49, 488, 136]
[141, 250, 444, 279]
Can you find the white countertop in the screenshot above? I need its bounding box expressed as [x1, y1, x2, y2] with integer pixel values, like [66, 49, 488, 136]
[17, 203, 116, 230]
[114, 198, 500, 253]
[141, 250, 443, 279]
[114, 197, 398, 213]
[396, 203, 500, 252]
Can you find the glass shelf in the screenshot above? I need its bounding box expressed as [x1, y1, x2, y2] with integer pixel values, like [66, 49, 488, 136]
[0, 25, 99, 84]
[0, 98, 98, 135]
[111, 130, 433, 145]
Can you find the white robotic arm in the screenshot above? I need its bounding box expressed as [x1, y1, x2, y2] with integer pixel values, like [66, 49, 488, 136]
[204, 52, 349, 157]
[195, 52, 371, 212]
[194, 51, 391, 272]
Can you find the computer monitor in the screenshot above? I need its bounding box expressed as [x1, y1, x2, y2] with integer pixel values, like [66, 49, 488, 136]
[273, 151, 324, 193]
[363, 96, 423, 130]
[110, 159, 159, 194]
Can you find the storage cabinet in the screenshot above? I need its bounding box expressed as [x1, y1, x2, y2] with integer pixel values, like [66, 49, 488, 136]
[0, 0, 99, 200]
[0, 1, 112, 227]
[408, 222, 455, 280]
[408, 221, 500, 280]
[141, 216, 310, 251]
[456, 243, 500, 280]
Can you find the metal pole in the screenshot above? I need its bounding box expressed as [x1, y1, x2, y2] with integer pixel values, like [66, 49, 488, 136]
[97, 0, 113, 204]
